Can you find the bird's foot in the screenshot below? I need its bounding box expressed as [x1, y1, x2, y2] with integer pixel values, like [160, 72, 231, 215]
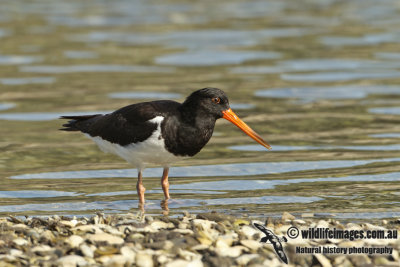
[135, 202, 145, 221]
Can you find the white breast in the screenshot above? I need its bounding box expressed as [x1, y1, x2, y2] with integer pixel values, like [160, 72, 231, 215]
[84, 116, 184, 170]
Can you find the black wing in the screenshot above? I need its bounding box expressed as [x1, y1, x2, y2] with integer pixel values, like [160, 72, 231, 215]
[253, 223, 276, 236]
[253, 223, 268, 234]
[60, 100, 180, 146]
[272, 241, 288, 264]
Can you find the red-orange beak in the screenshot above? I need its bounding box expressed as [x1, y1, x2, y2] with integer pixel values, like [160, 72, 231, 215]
[222, 108, 271, 150]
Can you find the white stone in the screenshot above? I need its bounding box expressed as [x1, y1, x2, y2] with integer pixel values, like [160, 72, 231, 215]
[166, 259, 203, 267]
[87, 233, 124, 245]
[120, 246, 136, 265]
[136, 252, 153, 267]
[32, 245, 53, 254]
[235, 254, 259, 265]
[216, 245, 247, 257]
[240, 239, 262, 251]
[150, 221, 174, 230]
[80, 244, 94, 258]
[316, 220, 329, 228]
[12, 238, 28, 246]
[315, 254, 332, 267]
[9, 249, 23, 257]
[57, 255, 87, 267]
[104, 255, 127, 267]
[11, 223, 29, 230]
[294, 219, 306, 224]
[173, 229, 194, 234]
[192, 219, 216, 231]
[241, 225, 259, 239]
[72, 225, 103, 234]
[59, 219, 78, 228]
[66, 235, 84, 248]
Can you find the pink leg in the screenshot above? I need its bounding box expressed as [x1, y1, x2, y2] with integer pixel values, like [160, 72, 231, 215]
[137, 170, 146, 208]
[161, 167, 170, 200]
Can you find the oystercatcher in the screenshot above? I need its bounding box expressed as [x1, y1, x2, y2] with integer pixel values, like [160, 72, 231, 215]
[60, 88, 271, 208]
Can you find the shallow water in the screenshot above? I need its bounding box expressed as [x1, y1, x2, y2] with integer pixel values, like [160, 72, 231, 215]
[0, 0, 400, 221]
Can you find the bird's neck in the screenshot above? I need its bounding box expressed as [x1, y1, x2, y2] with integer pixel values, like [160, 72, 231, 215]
[179, 101, 216, 129]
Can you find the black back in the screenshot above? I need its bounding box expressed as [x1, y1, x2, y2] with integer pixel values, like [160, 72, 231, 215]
[61, 88, 231, 157]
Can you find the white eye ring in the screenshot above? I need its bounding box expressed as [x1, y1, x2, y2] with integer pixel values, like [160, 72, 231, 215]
[212, 97, 221, 104]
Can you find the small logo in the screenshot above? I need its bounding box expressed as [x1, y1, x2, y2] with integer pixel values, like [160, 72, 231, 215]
[253, 223, 288, 264]
[287, 226, 299, 239]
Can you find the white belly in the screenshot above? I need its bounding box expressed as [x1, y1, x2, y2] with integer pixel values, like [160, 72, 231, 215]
[84, 116, 184, 170]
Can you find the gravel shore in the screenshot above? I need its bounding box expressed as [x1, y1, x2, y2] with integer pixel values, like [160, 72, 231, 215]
[0, 212, 399, 267]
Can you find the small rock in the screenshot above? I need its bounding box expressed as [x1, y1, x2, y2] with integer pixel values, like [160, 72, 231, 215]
[316, 220, 329, 228]
[11, 223, 29, 230]
[216, 245, 247, 257]
[192, 219, 216, 231]
[12, 238, 28, 246]
[66, 235, 84, 248]
[9, 249, 23, 257]
[301, 213, 314, 218]
[150, 221, 174, 230]
[157, 255, 169, 265]
[80, 244, 94, 258]
[294, 219, 306, 224]
[173, 228, 194, 234]
[315, 254, 332, 267]
[120, 246, 136, 265]
[72, 225, 103, 234]
[240, 225, 259, 239]
[57, 255, 87, 267]
[136, 252, 153, 267]
[233, 219, 250, 226]
[196, 212, 235, 222]
[178, 223, 188, 229]
[178, 249, 201, 261]
[31, 245, 54, 255]
[282, 212, 295, 221]
[166, 259, 203, 267]
[104, 255, 127, 267]
[59, 219, 78, 228]
[240, 239, 262, 251]
[87, 233, 124, 245]
[235, 254, 259, 265]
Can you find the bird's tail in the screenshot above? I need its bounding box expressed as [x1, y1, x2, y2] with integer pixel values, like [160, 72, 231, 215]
[59, 114, 100, 131]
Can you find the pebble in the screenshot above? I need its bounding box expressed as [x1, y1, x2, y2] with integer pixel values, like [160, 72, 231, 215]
[315, 254, 332, 267]
[150, 221, 174, 230]
[9, 249, 23, 257]
[12, 238, 28, 246]
[59, 219, 78, 228]
[66, 235, 84, 248]
[57, 255, 87, 267]
[282, 212, 295, 221]
[80, 244, 94, 258]
[165, 259, 203, 267]
[293, 219, 306, 224]
[240, 239, 262, 251]
[87, 233, 124, 245]
[216, 245, 247, 257]
[104, 255, 127, 267]
[31, 245, 54, 255]
[120, 246, 136, 265]
[240, 225, 259, 239]
[235, 254, 259, 265]
[136, 252, 154, 267]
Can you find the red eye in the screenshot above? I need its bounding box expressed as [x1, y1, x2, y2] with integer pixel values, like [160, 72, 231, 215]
[212, 97, 221, 104]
